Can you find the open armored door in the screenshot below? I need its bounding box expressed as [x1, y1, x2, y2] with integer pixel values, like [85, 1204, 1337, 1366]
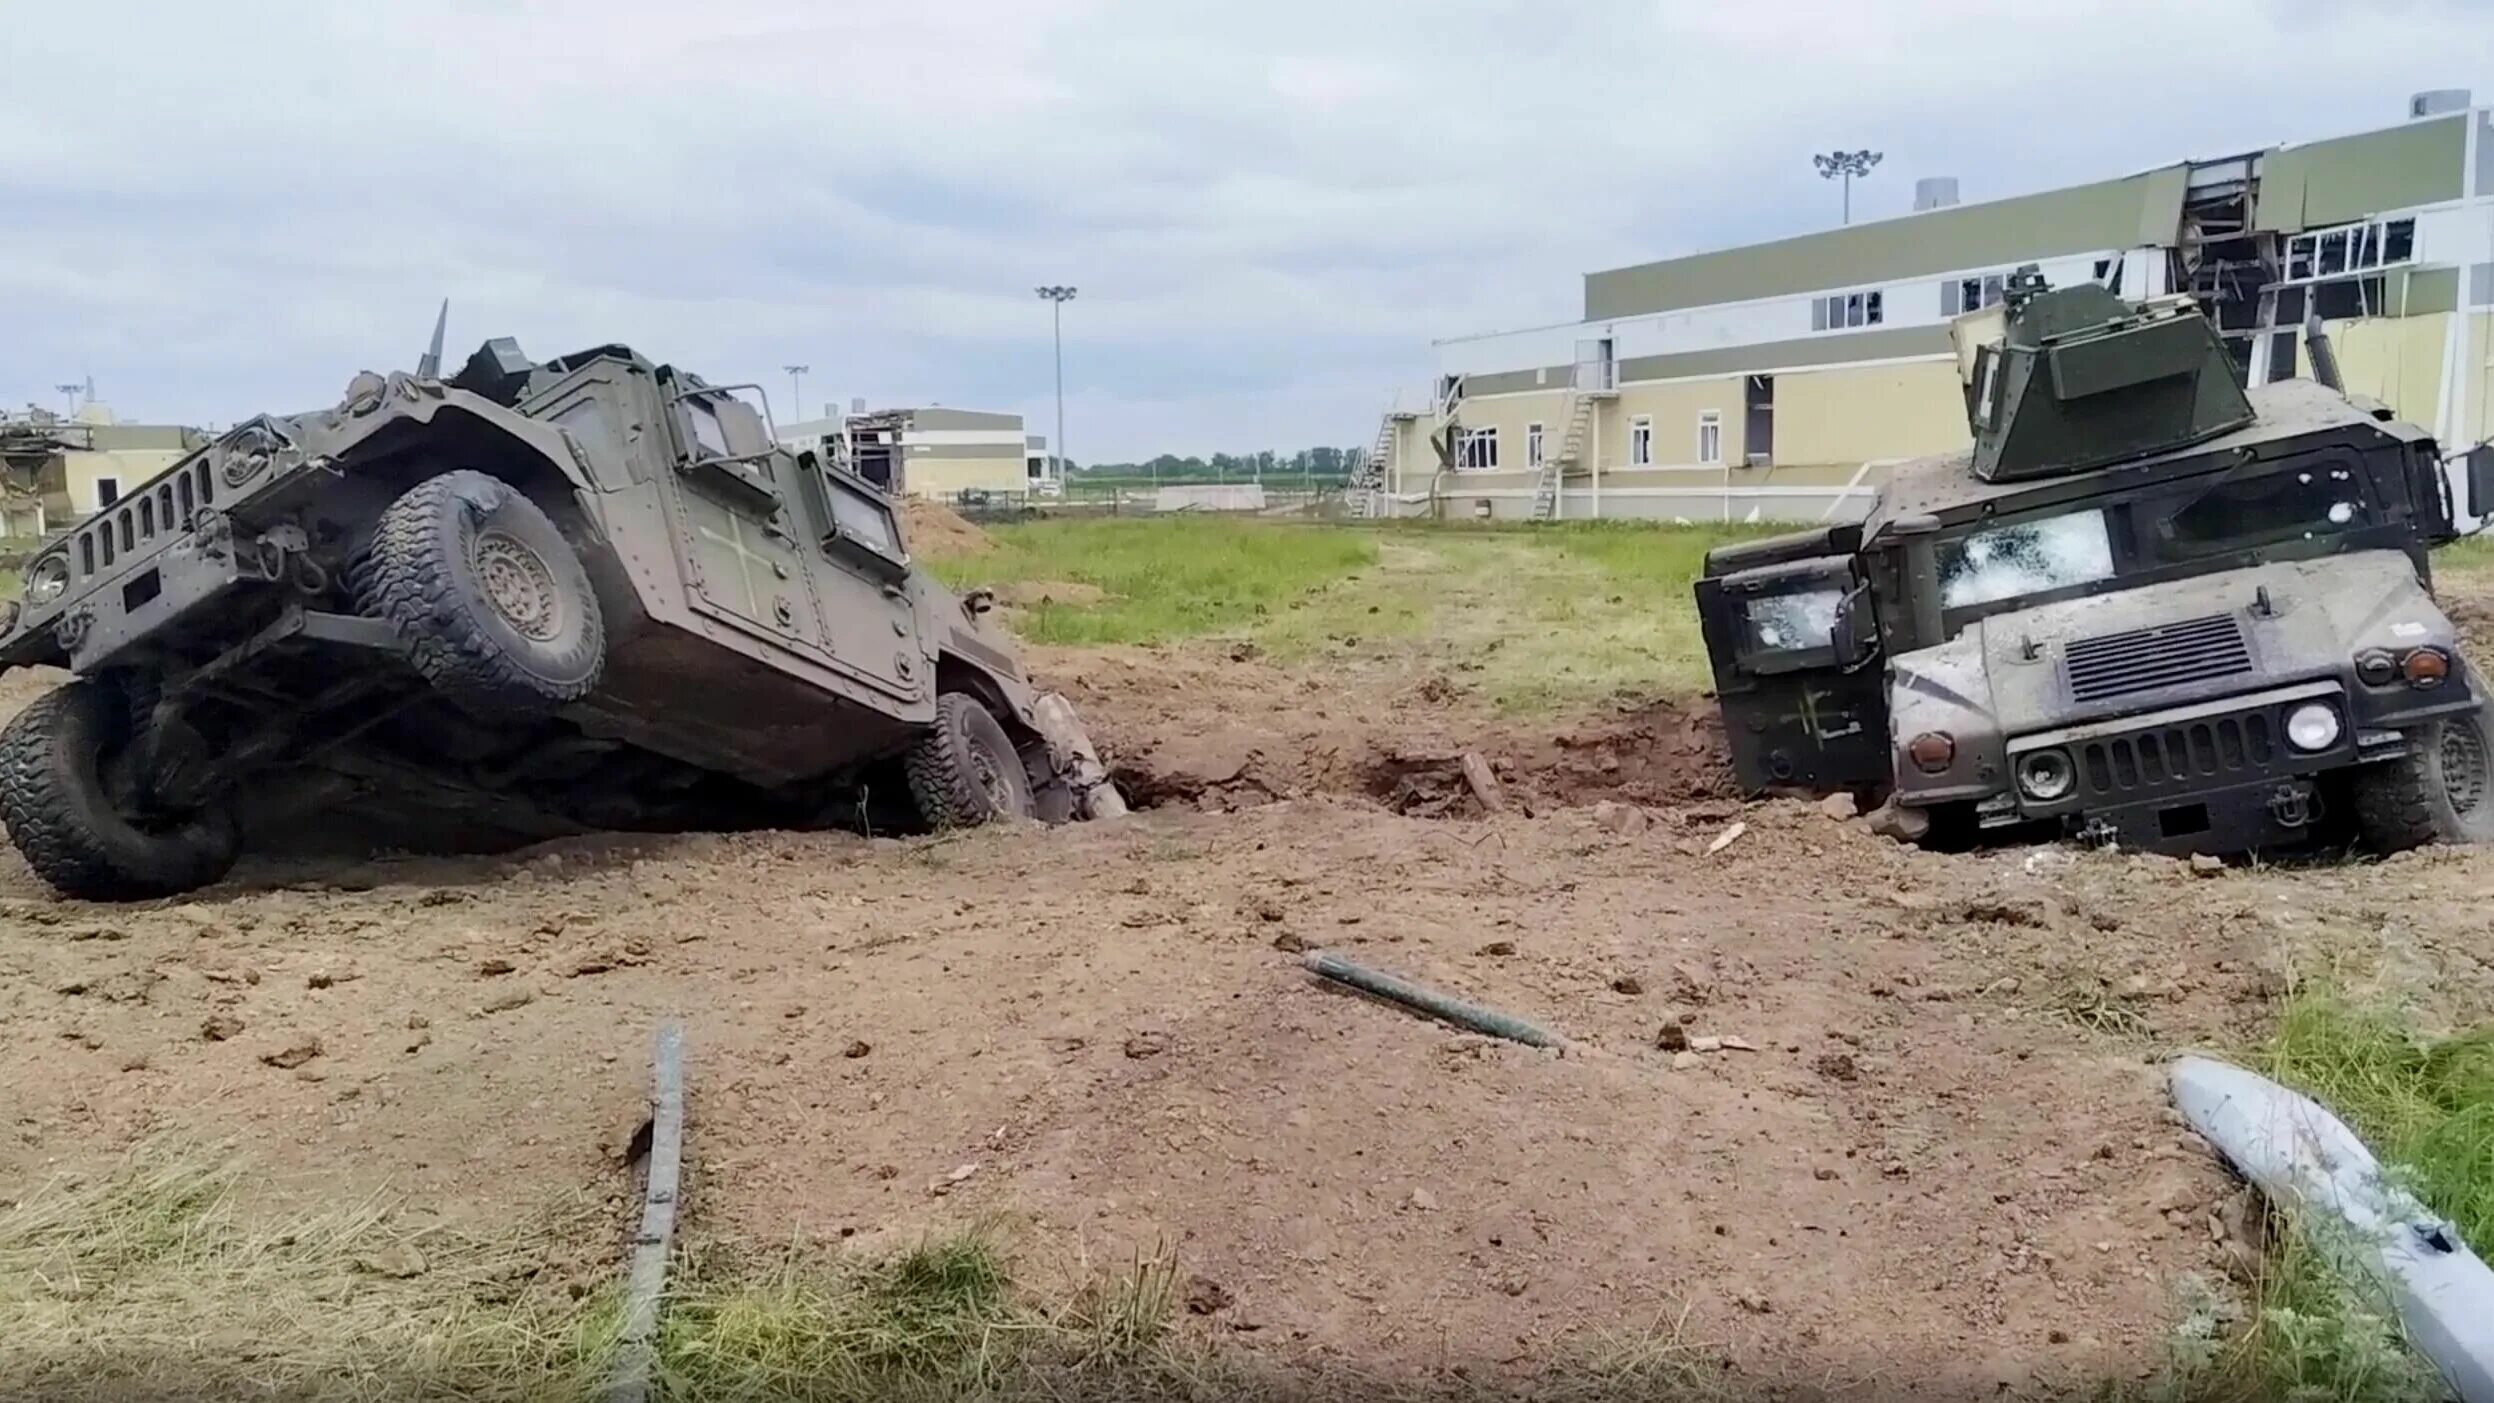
[1694, 537, 1891, 794]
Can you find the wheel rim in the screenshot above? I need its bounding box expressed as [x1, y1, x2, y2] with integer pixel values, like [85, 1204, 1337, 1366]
[471, 529, 563, 642]
[2441, 718, 2490, 816]
[970, 737, 1018, 814]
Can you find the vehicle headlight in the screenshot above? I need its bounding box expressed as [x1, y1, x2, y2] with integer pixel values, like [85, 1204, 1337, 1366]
[2355, 649, 2398, 686]
[24, 554, 70, 605]
[2285, 702, 2343, 753]
[2016, 749, 2075, 801]
[2400, 647, 2450, 688]
[1905, 731, 1956, 774]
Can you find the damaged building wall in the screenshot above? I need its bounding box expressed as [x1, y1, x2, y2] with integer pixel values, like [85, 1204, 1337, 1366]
[2255, 115, 2469, 233]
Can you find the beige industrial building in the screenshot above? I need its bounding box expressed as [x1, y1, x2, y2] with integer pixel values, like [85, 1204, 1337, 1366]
[776, 406, 1048, 502]
[0, 405, 204, 538]
[1364, 92, 2494, 523]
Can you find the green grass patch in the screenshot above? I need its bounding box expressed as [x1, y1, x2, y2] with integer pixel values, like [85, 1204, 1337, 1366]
[936, 516, 1772, 708]
[2147, 992, 2494, 1403]
[928, 518, 1376, 646]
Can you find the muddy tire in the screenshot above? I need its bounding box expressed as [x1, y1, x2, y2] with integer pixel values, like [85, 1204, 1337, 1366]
[906, 692, 1035, 829]
[2350, 691, 2494, 853]
[0, 682, 240, 901]
[355, 470, 604, 720]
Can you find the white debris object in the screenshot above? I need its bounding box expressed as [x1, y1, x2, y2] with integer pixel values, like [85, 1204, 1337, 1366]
[2170, 1056, 2494, 1403]
[1705, 821, 1748, 855]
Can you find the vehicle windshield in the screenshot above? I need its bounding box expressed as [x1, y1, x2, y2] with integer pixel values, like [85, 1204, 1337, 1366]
[2159, 462, 2368, 556]
[1937, 508, 2115, 610]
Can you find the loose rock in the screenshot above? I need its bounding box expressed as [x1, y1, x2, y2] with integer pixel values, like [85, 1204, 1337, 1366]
[260, 1037, 324, 1070]
[201, 1014, 246, 1042]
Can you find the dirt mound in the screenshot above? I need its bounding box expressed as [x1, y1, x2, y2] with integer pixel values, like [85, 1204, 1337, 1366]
[903, 498, 996, 558]
[1036, 642, 1731, 816]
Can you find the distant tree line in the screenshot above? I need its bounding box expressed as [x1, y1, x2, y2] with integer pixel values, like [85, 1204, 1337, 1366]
[1067, 446, 1365, 483]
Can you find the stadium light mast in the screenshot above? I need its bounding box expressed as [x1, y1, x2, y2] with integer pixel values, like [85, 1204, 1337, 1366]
[1812, 149, 1883, 226]
[1035, 286, 1076, 486]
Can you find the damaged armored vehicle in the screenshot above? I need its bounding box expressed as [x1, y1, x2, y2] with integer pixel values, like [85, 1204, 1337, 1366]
[1697, 267, 2494, 858]
[0, 319, 1117, 900]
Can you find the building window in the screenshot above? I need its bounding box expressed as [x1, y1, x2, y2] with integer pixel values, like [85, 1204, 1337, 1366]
[1456, 426, 1499, 470]
[1949, 273, 2011, 316]
[94, 477, 121, 508]
[1526, 422, 1545, 467]
[2285, 217, 2416, 284]
[1813, 290, 1884, 331]
[1629, 416, 1653, 466]
[1697, 412, 1723, 466]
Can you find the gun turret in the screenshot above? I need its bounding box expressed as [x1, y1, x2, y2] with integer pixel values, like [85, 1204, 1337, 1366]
[1952, 265, 2254, 483]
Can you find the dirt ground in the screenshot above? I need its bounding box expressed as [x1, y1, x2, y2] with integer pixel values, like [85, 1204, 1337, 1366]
[6, 572, 2494, 1399]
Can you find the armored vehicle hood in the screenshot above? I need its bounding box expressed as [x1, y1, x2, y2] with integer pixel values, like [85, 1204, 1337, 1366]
[1897, 550, 2451, 738]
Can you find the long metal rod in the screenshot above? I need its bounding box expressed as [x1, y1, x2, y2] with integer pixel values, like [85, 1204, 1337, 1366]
[608, 1021, 686, 1403]
[1052, 299, 1067, 488]
[1301, 950, 1560, 1048]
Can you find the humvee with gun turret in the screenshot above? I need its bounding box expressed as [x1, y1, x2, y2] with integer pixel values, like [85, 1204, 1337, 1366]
[1697, 267, 2494, 858]
[0, 318, 1119, 901]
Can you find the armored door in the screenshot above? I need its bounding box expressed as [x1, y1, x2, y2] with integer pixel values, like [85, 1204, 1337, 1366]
[1694, 553, 1891, 793]
[665, 390, 828, 657]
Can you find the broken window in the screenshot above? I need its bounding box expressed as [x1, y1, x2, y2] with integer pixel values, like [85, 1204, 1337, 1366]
[1937, 509, 2116, 610]
[2383, 218, 2415, 263]
[2313, 275, 2387, 320]
[2274, 285, 2307, 326]
[1456, 427, 1499, 470]
[2163, 465, 2368, 555]
[1958, 277, 1983, 313]
[2317, 229, 2348, 277]
[1526, 422, 1544, 467]
[1743, 589, 1842, 654]
[1816, 291, 1885, 331]
[1630, 416, 1653, 466]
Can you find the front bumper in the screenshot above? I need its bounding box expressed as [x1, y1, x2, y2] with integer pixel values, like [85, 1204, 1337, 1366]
[1994, 679, 2462, 854]
[0, 516, 252, 673]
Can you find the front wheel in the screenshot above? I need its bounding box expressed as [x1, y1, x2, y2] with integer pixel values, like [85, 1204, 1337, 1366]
[355, 469, 605, 721]
[905, 693, 1036, 829]
[0, 682, 240, 901]
[2349, 693, 2494, 853]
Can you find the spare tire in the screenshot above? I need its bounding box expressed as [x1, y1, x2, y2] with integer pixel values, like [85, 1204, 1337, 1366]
[905, 692, 1036, 829]
[355, 469, 605, 720]
[0, 681, 240, 901]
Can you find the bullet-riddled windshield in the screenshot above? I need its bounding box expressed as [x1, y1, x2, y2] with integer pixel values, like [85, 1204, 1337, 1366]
[1937, 508, 2116, 610]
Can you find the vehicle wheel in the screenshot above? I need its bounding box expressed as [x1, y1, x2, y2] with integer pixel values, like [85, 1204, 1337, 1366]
[2350, 691, 2494, 853]
[0, 682, 240, 901]
[356, 470, 604, 720]
[905, 692, 1036, 829]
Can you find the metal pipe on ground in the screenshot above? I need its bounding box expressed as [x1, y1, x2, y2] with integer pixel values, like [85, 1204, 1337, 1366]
[1300, 949, 1562, 1049]
[608, 1022, 686, 1403]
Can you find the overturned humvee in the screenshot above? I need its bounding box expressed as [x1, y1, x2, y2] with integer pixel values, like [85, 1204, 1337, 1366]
[0, 320, 1119, 901]
[1696, 267, 2494, 858]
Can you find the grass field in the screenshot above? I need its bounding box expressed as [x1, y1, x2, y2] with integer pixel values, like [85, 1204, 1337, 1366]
[930, 517, 1774, 709]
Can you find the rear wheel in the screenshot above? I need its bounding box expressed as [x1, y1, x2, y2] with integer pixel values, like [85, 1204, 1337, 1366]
[0, 681, 240, 901]
[2350, 692, 2494, 853]
[355, 469, 605, 721]
[905, 692, 1035, 829]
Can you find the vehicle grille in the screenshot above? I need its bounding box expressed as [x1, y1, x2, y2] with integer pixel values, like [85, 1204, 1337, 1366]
[2079, 713, 2277, 798]
[2063, 613, 2252, 703]
[72, 460, 216, 582]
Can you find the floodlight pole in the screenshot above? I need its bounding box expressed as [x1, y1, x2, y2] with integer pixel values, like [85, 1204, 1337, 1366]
[1812, 148, 1884, 226]
[1036, 286, 1077, 490]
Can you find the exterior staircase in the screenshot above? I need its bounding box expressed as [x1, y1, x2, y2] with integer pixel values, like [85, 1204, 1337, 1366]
[1529, 388, 1606, 521]
[1348, 413, 1397, 519]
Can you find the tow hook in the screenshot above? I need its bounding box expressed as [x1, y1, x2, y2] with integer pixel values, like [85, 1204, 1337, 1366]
[2267, 782, 2317, 829]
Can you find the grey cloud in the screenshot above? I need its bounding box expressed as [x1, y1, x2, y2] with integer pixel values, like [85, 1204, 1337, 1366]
[4, 0, 2488, 456]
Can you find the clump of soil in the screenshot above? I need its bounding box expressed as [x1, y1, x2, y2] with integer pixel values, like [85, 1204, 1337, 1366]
[902, 498, 996, 559]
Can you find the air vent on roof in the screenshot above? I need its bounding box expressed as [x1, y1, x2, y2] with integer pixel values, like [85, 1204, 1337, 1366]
[2410, 89, 2470, 119]
[1914, 177, 1960, 212]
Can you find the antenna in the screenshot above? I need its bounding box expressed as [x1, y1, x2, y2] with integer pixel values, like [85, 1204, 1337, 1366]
[417, 299, 449, 378]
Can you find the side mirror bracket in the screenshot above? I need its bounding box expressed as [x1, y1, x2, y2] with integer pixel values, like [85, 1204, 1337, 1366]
[1831, 582, 1881, 673]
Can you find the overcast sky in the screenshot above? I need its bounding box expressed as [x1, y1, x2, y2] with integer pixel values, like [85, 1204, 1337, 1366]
[3, 0, 2486, 461]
